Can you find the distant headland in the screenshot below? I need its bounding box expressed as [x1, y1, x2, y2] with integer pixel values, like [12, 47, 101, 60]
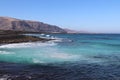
[0, 16, 95, 44]
[0, 16, 66, 33]
[0, 16, 67, 44]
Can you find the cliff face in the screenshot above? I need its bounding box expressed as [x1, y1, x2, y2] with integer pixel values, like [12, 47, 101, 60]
[0, 17, 66, 33]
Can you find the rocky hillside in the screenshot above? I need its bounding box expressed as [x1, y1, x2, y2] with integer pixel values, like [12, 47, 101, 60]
[64, 28, 90, 34]
[0, 16, 66, 33]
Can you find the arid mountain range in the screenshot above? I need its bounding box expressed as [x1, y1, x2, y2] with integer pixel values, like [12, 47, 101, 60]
[0, 16, 66, 33]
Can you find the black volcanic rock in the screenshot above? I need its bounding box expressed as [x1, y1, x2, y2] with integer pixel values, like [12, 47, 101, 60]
[0, 16, 66, 33]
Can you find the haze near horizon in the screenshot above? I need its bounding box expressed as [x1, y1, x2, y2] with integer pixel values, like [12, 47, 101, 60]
[0, 0, 120, 33]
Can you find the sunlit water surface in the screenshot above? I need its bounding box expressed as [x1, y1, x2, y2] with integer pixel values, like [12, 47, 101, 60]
[0, 34, 120, 80]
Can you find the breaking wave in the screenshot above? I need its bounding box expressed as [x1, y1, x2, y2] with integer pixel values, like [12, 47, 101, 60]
[0, 41, 57, 49]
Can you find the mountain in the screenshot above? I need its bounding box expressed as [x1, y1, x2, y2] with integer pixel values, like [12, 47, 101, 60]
[64, 28, 90, 34]
[0, 16, 66, 33]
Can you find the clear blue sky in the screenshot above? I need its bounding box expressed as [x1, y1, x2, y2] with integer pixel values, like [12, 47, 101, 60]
[0, 0, 120, 33]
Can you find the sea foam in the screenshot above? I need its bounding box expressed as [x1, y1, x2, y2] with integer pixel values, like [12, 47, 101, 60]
[48, 53, 79, 60]
[0, 42, 57, 49]
[0, 51, 15, 55]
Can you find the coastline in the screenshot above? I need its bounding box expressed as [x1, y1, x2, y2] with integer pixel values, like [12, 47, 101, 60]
[0, 30, 53, 44]
[0, 34, 120, 80]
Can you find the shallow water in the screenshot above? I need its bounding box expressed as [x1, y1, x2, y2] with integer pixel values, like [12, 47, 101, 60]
[0, 34, 120, 80]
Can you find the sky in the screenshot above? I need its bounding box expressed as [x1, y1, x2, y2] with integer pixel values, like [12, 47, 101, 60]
[0, 0, 120, 33]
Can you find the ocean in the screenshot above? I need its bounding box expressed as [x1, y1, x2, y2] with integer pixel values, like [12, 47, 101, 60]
[0, 34, 120, 80]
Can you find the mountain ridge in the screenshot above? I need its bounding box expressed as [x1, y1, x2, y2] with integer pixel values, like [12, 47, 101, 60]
[0, 16, 66, 33]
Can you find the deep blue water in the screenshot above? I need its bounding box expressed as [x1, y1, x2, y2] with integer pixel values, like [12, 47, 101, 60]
[0, 34, 120, 80]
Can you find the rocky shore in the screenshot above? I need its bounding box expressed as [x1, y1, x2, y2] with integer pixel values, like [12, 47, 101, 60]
[0, 30, 52, 44]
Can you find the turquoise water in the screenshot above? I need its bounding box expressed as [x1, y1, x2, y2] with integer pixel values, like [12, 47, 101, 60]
[0, 34, 120, 79]
[0, 34, 120, 64]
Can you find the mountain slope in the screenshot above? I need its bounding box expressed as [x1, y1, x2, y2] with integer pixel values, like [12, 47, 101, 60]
[64, 28, 90, 34]
[0, 16, 66, 33]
